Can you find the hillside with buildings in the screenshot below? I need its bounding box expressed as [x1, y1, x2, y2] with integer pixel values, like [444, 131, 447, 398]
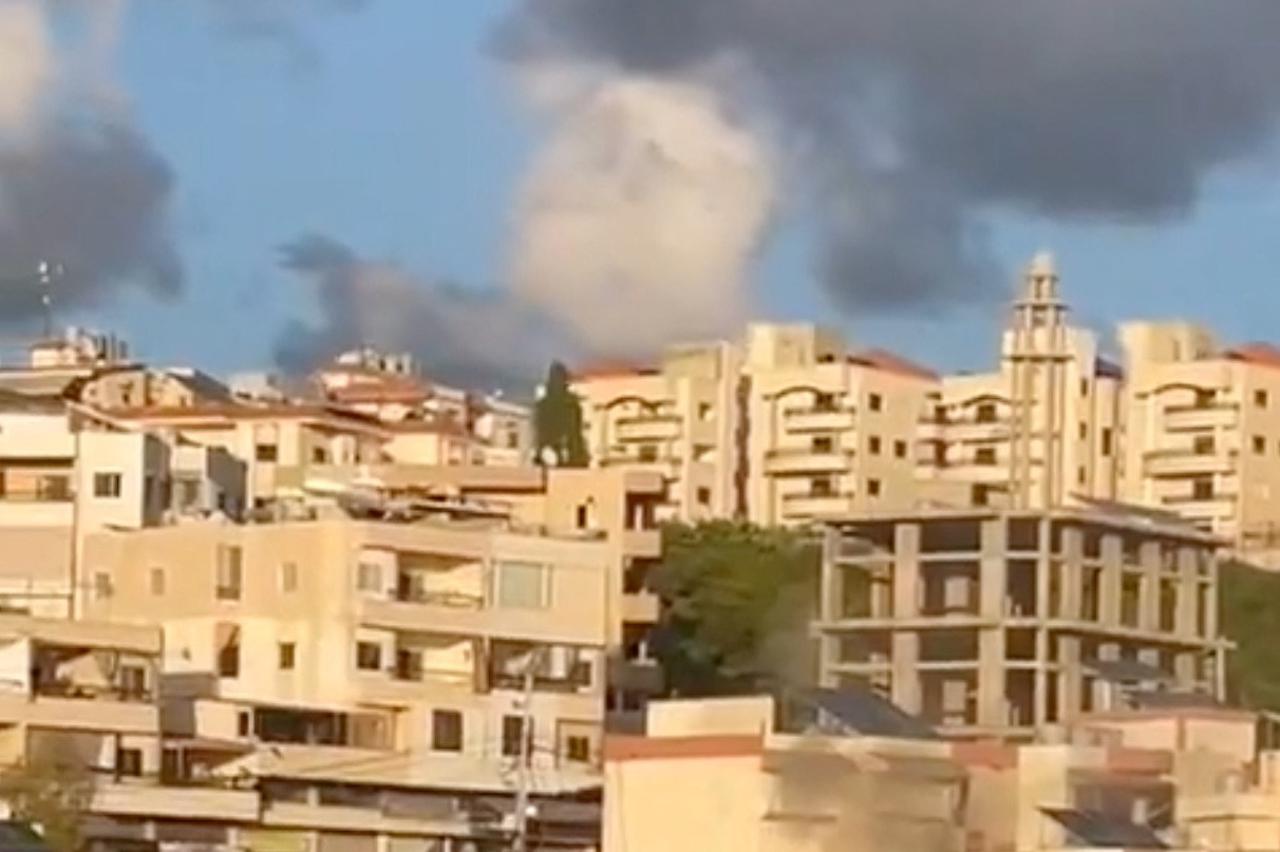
[0, 254, 1278, 850]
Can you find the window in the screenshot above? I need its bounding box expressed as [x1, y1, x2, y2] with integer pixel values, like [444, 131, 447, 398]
[1193, 434, 1215, 455]
[1255, 435, 1267, 455]
[1101, 428, 1113, 456]
[311, 446, 329, 464]
[698, 402, 714, 420]
[356, 641, 382, 671]
[867, 478, 881, 497]
[868, 436, 881, 455]
[216, 545, 243, 600]
[432, 710, 463, 752]
[254, 443, 278, 462]
[696, 487, 712, 506]
[356, 562, 382, 593]
[814, 393, 836, 412]
[975, 447, 997, 466]
[237, 711, 251, 738]
[280, 561, 298, 593]
[1078, 422, 1087, 440]
[1193, 478, 1214, 501]
[575, 503, 590, 529]
[812, 436, 834, 453]
[637, 444, 659, 462]
[1080, 379, 1089, 397]
[976, 403, 997, 424]
[502, 716, 528, 758]
[868, 393, 883, 412]
[1257, 389, 1270, 408]
[149, 567, 165, 596]
[120, 665, 147, 699]
[1078, 466, 1087, 486]
[93, 472, 122, 498]
[506, 430, 520, 449]
[565, 735, 591, 763]
[218, 640, 240, 679]
[116, 748, 143, 778]
[972, 484, 990, 506]
[496, 561, 551, 610]
[811, 477, 834, 497]
[278, 642, 296, 671]
[894, 440, 908, 459]
[93, 572, 112, 601]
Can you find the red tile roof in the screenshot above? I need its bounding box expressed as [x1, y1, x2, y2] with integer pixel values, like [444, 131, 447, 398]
[1225, 342, 1280, 370]
[570, 360, 658, 381]
[849, 348, 940, 382]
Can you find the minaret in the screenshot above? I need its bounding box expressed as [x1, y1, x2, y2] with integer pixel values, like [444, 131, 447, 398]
[1005, 252, 1072, 509]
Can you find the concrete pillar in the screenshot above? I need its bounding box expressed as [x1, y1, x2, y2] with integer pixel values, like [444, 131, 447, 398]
[1059, 634, 1081, 720]
[1177, 545, 1198, 639]
[892, 631, 921, 714]
[1100, 530, 1122, 626]
[978, 518, 1008, 729]
[1140, 541, 1161, 632]
[893, 523, 920, 619]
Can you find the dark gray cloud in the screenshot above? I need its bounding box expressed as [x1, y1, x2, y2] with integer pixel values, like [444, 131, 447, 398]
[0, 121, 182, 322]
[498, 0, 1280, 311]
[274, 233, 569, 391]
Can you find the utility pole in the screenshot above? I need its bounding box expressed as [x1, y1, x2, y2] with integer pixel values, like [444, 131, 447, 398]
[513, 647, 544, 852]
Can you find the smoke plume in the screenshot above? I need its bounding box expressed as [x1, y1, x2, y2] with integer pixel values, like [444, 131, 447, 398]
[0, 0, 181, 324]
[510, 71, 773, 356]
[497, 0, 1280, 317]
[275, 233, 567, 391]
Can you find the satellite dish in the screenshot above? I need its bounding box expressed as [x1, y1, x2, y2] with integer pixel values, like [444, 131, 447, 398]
[539, 446, 560, 468]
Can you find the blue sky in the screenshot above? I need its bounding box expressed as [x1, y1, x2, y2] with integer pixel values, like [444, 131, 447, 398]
[39, 1, 1280, 379]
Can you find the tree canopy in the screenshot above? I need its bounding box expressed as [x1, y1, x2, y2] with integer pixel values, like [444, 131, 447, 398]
[0, 744, 93, 852]
[649, 520, 820, 696]
[534, 361, 588, 467]
[1221, 559, 1280, 710]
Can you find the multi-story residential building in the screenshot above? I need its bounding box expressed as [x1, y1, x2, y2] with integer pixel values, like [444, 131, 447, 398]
[314, 347, 534, 467]
[0, 392, 242, 618]
[742, 324, 938, 525]
[917, 253, 1124, 511]
[265, 462, 667, 709]
[1121, 322, 1280, 562]
[80, 511, 615, 848]
[814, 506, 1229, 741]
[573, 342, 742, 523]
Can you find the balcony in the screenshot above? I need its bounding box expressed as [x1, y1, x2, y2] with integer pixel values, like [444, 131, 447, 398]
[361, 590, 489, 636]
[622, 528, 662, 559]
[92, 780, 259, 822]
[1144, 448, 1238, 477]
[1163, 402, 1239, 432]
[764, 448, 854, 476]
[614, 413, 681, 443]
[599, 450, 681, 474]
[781, 492, 858, 519]
[0, 691, 158, 734]
[917, 417, 1009, 443]
[783, 405, 857, 433]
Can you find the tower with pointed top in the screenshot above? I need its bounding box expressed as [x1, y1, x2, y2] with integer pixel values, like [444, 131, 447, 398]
[1004, 252, 1073, 509]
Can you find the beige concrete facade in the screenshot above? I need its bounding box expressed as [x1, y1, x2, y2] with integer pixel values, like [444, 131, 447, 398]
[1120, 322, 1280, 563]
[816, 508, 1228, 740]
[603, 695, 965, 852]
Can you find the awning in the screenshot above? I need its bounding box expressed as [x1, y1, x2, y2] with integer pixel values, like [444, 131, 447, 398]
[1084, 659, 1173, 685]
[1042, 807, 1167, 849]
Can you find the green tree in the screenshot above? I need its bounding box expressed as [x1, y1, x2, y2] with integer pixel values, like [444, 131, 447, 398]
[650, 521, 820, 696]
[534, 361, 588, 467]
[0, 743, 94, 852]
[1220, 559, 1280, 710]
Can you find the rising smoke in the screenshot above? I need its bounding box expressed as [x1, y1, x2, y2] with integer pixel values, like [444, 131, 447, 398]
[275, 233, 568, 391]
[0, 0, 181, 324]
[497, 0, 1280, 318]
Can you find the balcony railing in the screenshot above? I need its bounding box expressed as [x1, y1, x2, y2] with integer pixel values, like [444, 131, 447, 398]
[1163, 402, 1239, 431]
[1143, 447, 1238, 477]
[782, 406, 857, 433]
[763, 448, 855, 476]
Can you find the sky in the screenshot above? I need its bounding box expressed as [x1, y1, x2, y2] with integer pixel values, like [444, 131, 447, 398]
[4, 0, 1280, 390]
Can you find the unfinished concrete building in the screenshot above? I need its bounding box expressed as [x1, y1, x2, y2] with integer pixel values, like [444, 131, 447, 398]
[816, 507, 1230, 740]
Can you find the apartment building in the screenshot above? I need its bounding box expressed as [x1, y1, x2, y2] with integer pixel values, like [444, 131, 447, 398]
[1120, 322, 1280, 562]
[314, 347, 534, 467]
[743, 324, 938, 525]
[573, 342, 741, 523]
[253, 462, 667, 708]
[603, 694, 965, 852]
[917, 253, 1124, 511]
[79, 511, 614, 848]
[815, 507, 1229, 741]
[0, 393, 243, 618]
